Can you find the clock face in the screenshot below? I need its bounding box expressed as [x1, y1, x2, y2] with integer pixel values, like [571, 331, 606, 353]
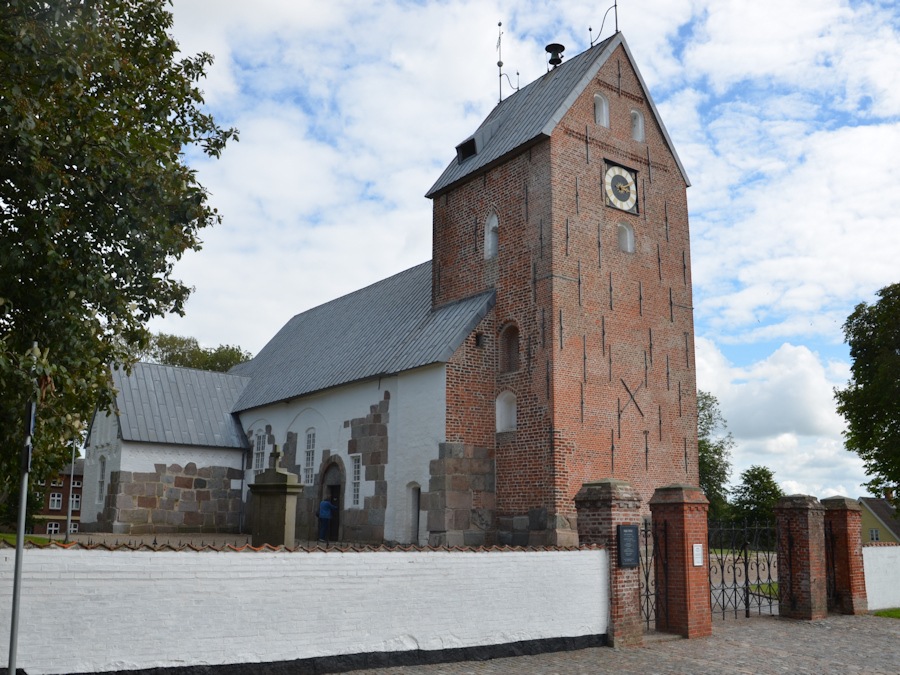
[604, 164, 638, 213]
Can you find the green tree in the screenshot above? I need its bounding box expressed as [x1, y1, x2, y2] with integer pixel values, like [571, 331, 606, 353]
[730, 465, 785, 525]
[834, 282, 900, 501]
[697, 390, 734, 520]
[140, 332, 251, 372]
[0, 0, 237, 524]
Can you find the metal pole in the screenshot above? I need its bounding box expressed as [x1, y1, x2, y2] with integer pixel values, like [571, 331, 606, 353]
[9, 342, 37, 675]
[65, 441, 75, 543]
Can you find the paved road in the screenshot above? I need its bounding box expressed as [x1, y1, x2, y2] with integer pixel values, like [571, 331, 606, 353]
[351, 614, 900, 675]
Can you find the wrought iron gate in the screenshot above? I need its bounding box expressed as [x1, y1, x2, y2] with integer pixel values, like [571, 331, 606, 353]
[708, 519, 779, 619]
[639, 519, 668, 630]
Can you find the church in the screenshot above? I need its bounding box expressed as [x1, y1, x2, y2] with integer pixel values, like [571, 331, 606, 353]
[81, 32, 698, 547]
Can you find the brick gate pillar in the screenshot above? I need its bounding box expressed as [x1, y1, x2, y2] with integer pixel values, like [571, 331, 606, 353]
[775, 495, 827, 620]
[648, 484, 712, 638]
[574, 479, 643, 648]
[822, 496, 868, 614]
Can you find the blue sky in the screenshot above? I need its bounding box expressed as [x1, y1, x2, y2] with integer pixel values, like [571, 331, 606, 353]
[160, 0, 900, 499]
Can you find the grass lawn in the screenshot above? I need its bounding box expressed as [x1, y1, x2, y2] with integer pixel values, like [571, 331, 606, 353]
[750, 582, 779, 598]
[0, 533, 52, 546]
[873, 608, 900, 619]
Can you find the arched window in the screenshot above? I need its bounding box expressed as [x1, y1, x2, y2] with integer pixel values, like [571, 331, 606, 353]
[631, 110, 645, 142]
[304, 428, 316, 485]
[618, 222, 635, 253]
[499, 324, 520, 373]
[594, 93, 609, 128]
[496, 392, 517, 432]
[253, 433, 268, 475]
[484, 213, 499, 259]
[97, 456, 106, 502]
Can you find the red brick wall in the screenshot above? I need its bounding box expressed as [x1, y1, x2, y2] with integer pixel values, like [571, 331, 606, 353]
[436, 43, 697, 541]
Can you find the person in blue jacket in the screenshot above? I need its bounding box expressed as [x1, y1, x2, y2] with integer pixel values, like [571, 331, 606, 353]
[318, 496, 339, 542]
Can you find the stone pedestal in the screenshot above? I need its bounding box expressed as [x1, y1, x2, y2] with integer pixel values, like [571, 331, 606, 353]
[649, 484, 712, 638]
[574, 479, 643, 648]
[775, 495, 827, 620]
[822, 496, 868, 615]
[249, 448, 304, 548]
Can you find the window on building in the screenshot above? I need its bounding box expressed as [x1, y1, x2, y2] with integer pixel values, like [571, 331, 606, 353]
[51, 478, 63, 487]
[870, 528, 880, 542]
[37, 479, 46, 486]
[97, 457, 106, 502]
[352, 455, 361, 507]
[73, 480, 82, 488]
[68, 522, 79, 534]
[500, 324, 520, 373]
[618, 222, 635, 253]
[594, 93, 609, 127]
[631, 110, 645, 142]
[46, 522, 60, 535]
[303, 429, 316, 485]
[496, 392, 517, 432]
[70, 494, 81, 511]
[253, 435, 268, 475]
[484, 213, 499, 259]
[49, 493, 62, 510]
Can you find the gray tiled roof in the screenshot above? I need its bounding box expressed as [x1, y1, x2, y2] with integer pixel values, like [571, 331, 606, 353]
[860, 497, 900, 540]
[231, 261, 495, 413]
[426, 33, 689, 198]
[108, 363, 251, 449]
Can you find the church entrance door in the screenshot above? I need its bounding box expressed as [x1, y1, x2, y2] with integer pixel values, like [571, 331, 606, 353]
[323, 463, 343, 542]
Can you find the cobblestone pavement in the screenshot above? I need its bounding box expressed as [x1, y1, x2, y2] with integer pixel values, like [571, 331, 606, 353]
[352, 614, 900, 675]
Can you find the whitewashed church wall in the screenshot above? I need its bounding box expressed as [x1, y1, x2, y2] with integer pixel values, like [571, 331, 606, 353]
[385, 365, 446, 543]
[0, 546, 608, 675]
[862, 544, 900, 610]
[237, 365, 446, 540]
[118, 442, 244, 474]
[81, 411, 122, 525]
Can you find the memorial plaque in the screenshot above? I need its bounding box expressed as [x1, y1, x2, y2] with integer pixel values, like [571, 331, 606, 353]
[693, 543, 704, 567]
[617, 524, 640, 568]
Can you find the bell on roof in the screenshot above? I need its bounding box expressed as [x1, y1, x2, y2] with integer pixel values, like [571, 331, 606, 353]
[546, 43, 565, 68]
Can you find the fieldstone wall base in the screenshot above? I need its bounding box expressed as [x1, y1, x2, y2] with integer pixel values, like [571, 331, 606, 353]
[575, 478, 643, 648]
[426, 442, 495, 547]
[775, 494, 827, 620]
[88, 463, 243, 535]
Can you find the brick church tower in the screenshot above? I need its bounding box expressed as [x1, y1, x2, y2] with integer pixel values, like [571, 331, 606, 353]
[426, 33, 697, 546]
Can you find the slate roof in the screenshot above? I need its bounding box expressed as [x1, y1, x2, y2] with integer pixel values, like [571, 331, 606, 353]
[860, 497, 900, 540]
[231, 261, 495, 413]
[426, 33, 689, 198]
[106, 363, 251, 449]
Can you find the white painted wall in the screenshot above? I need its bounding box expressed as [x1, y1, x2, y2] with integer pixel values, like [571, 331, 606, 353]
[862, 545, 900, 611]
[238, 364, 446, 543]
[81, 411, 122, 523]
[0, 546, 608, 675]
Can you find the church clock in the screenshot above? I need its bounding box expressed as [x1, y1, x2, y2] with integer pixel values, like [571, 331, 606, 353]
[604, 163, 638, 214]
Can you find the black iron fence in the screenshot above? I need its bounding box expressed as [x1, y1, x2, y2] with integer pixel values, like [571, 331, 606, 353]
[708, 519, 779, 619]
[639, 519, 668, 630]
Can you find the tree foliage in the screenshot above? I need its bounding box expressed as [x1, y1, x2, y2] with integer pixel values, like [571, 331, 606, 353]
[697, 390, 734, 520]
[730, 465, 784, 525]
[131, 332, 251, 372]
[0, 0, 236, 520]
[834, 282, 900, 500]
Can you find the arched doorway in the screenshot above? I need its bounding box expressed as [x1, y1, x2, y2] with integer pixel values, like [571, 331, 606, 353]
[321, 462, 344, 542]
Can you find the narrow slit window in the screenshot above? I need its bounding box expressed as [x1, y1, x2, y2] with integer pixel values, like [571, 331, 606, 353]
[496, 392, 517, 432]
[304, 428, 316, 485]
[352, 455, 361, 507]
[485, 213, 499, 259]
